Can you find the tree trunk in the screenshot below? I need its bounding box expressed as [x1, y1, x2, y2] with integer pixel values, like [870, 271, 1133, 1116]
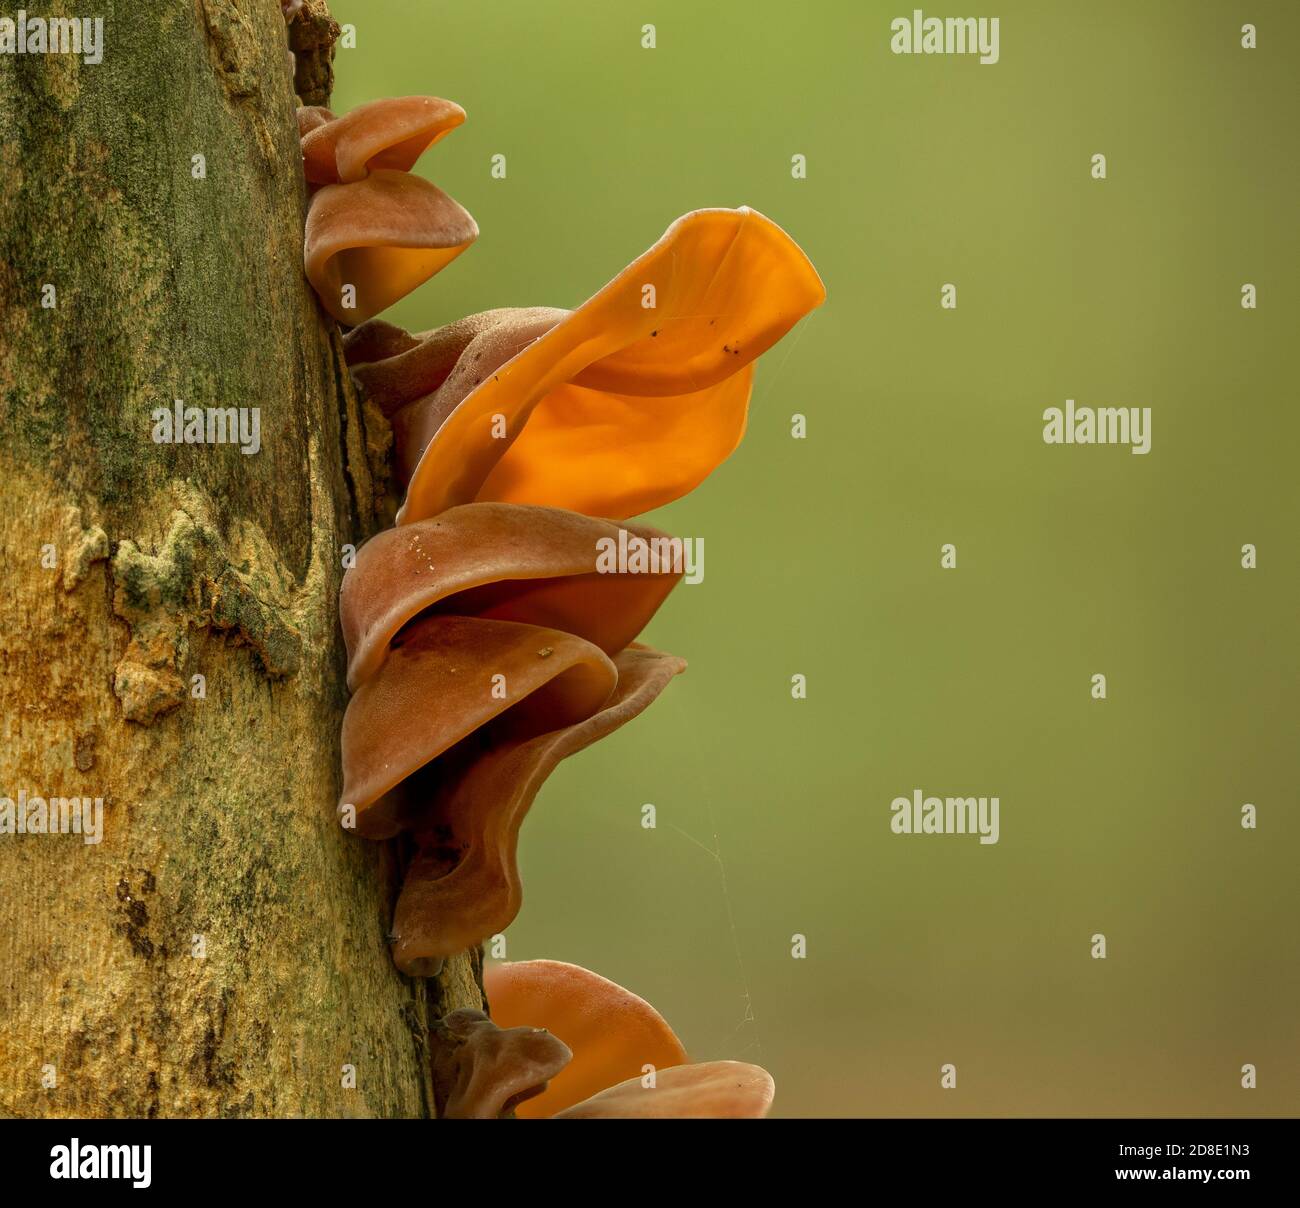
[0, 0, 480, 1119]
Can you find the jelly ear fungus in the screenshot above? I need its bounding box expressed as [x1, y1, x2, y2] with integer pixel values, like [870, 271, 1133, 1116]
[292, 81, 823, 1117]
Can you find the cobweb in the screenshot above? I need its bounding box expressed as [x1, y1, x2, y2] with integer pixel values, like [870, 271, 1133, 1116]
[659, 311, 818, 1063]
[667, 811, 763, 1061]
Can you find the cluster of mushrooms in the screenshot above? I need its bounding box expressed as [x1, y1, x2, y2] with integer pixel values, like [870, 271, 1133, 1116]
[291, 76, 824, 1117]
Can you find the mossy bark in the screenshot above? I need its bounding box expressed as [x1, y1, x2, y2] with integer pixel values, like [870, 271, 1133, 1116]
[0, 1, 480, 1118]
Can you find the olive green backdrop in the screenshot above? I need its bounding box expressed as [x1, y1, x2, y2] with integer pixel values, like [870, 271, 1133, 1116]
[330, 0, 1298, 1117]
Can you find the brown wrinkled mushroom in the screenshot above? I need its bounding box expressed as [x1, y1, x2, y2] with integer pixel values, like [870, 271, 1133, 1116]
[339, 316, 420, 376]
[555, 1061, 775, 1119]
[347, 206, 825, 524]
[304, 169, 478, 324]
[482, 959, 689, 1118]
[391, 646, 686, 973]
[431, 1008, 571, 1119]
[340, 502, 683, 690]
[339, 614, 617, 839]
[301, 96, 467, 185]
[343, 308, 564, 421]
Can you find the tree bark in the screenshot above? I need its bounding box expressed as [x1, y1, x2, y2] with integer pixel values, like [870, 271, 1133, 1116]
[0, 0, 480, 1118]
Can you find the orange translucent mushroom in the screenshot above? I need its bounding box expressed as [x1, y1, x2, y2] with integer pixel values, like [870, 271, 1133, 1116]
[304, 169, 478, 324]
[555, 1061, 775, 1119]
[338, 615, 616, 838]
[340, 502, 683, 690]
[391, 646, 686, 974]
[483, 959, 689, 1118]
[301, 96, 467, 185]
[379, 206, 824, 524]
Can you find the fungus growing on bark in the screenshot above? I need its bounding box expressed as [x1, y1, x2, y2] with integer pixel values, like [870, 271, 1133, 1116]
[328, 208, 819, 993]
[429, 1000, 772, 1119]
[340, 206, 825, 524]
[290, 86, 822, 1106]
[339, 615, 618, 839]
[304, 170, 478, 324]
[338, 316, 419, 376]
[294, 91, 476, 323]
[482, 959, 689, 1118]
[390, 646, 686, 974]
[481, 959, 777, 1118]
[343, 308, 564, 420]
[430, 1008, 571, 1119]
[553, 1061, 776, 1119]
[301, 96, 466, 185]
[340, 502, 682, 690]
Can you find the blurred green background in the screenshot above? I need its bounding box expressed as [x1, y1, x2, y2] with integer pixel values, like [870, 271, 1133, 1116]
[329, 0, 1298, 1116]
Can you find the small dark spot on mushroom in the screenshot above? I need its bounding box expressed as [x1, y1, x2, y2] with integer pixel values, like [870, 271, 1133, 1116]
[650, 330, 658, 337]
